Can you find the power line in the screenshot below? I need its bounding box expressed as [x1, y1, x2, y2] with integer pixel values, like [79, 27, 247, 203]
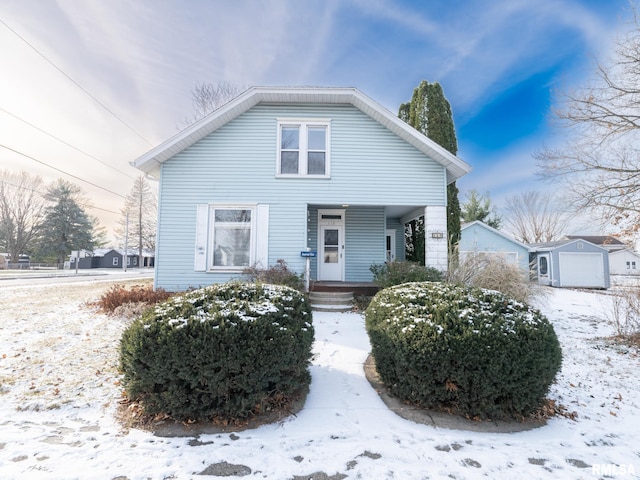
[0, 179, 121, 215]
[0, 107, 136, 180]
[0, 144, 126, 199]
[0, 18, 154, 147]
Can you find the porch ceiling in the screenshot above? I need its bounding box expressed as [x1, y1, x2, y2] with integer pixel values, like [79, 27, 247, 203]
[385, 205, 420, 219]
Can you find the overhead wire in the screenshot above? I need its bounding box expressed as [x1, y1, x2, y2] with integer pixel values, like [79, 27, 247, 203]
[0, 178, 121, 215]
[0, 18, 154, 147]
[0, 107, 137, 180]
[0, 144, 126, 200]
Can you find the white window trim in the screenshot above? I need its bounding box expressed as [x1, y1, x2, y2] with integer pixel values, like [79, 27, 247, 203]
[195, 203, 269, 273]
[276, 118, 331, 178]
[208, 204, 257, 272]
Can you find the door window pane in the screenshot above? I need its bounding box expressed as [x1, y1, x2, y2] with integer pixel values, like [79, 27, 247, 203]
[324, 229, 338, 246]
[324, 247, 338, 263]
[324, 229, 339, 264]
[539, 256, 548, 275]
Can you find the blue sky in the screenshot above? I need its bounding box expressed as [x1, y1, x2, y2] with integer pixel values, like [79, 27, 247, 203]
[0, 0, 633, 236]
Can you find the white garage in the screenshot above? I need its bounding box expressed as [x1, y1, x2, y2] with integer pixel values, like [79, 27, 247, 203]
[530, 239, 610, 289]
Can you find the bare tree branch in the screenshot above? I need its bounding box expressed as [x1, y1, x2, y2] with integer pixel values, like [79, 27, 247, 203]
[181, 81, 245, 127]
[502, 190, 569, 244]
[537, 5, 640, 235]
[0, 170, 47, 262]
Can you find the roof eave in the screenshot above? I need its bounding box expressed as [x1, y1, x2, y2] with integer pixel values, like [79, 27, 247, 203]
[131, 86, 472, 181]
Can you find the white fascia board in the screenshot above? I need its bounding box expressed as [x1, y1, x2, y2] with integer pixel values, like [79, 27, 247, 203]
[131, 86, 472, 182]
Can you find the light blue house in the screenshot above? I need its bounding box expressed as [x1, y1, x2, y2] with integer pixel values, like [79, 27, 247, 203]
[459, 221, 531, 272]
[132, 87, 471, 291]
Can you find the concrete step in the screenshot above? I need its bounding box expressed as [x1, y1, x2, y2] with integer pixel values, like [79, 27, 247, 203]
[309, 291, 354, 312]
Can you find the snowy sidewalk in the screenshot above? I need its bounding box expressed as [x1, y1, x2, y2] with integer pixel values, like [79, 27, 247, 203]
[0, 282, 639, 479]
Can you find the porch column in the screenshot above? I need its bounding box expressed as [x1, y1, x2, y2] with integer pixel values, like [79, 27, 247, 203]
[424, 205, 448, 271]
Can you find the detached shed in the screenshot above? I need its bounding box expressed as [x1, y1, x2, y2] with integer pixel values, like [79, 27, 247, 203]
[529, 239, 610, 289]
[459, 221, 530, 273]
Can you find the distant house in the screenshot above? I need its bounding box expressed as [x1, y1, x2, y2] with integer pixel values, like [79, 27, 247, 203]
[529, 239, 610, 289]
[565, 235, 626, 252]
[70, 249, 154, 269]
[609, 249, 640, 276]
[459, 221, 530, 272]
[131, 86, 471, 291]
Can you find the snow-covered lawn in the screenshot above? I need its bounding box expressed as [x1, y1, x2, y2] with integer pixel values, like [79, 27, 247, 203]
[0, 279, 638, 479]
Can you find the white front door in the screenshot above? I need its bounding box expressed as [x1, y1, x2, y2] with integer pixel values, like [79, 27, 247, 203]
[318, 209, 345, 281]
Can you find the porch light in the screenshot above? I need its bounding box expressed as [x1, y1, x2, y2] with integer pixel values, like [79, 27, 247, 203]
[342, 204, 349, 208]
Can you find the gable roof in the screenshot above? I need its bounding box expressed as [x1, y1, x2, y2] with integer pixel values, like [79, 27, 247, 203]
[132, 86, 471, 182]
[609, 248, 640, 258]
[565, 235, 625, 247]
[460, 221, 531, 251]
[528, 238, 607, 252]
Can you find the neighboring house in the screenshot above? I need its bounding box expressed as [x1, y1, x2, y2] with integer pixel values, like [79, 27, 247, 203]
[529, 239, 610, 289]
[609, 249, 640, 276]
[459, 221, 531, 272]
[132, 86, 471, 291]
[70, 249, 154, 269]
[565, 235, 626, 252]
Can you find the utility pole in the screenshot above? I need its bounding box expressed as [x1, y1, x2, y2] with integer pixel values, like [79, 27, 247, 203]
[123, 212, 129, 272]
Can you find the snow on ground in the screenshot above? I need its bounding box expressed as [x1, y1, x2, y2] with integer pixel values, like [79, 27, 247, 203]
[0, 279, 639, 479]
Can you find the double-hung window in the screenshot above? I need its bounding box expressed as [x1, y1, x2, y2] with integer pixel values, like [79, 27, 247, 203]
[278, 120, 330, 177]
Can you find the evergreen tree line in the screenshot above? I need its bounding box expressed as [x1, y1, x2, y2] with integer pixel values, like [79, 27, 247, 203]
[0, 171, 156, 267]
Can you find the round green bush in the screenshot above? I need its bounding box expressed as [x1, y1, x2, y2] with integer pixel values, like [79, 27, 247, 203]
[365, 282, 562, 420]
[119, 282, 314, 421]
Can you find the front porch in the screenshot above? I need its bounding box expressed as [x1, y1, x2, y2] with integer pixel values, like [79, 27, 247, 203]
[306, 204, 447, 284]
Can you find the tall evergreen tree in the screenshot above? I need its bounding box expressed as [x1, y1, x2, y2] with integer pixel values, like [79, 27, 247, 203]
[38, 180, 96, 266]
[399, 80, 461, 262]
[461, 189, 501, 229]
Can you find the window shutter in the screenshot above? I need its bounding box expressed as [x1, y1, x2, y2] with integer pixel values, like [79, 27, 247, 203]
[194, 204, 209, 271]
[255, 204, 269, 268]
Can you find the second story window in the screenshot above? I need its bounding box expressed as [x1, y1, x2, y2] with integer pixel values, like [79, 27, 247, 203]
[278, 120, 330, 177]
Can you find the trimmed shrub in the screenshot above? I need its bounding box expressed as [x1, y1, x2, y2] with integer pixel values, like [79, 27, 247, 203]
[119, 282, 314, 421]
[365, 282, 562, 420]
[370, 261, 443, 288]
[243, 259, 305, 292]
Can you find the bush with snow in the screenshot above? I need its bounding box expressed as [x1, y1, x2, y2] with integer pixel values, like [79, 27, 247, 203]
[119, 282, 314, 421]
[365, 282, 562, 420]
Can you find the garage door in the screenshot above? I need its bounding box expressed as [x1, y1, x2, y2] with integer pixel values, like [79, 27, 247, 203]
[558, 252, 605, 288]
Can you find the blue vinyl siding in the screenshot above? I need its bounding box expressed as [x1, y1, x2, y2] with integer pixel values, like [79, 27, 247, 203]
[154, 103, 447, 290]
[345, 207, 386, 281]
[460, 223, 530, 272]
